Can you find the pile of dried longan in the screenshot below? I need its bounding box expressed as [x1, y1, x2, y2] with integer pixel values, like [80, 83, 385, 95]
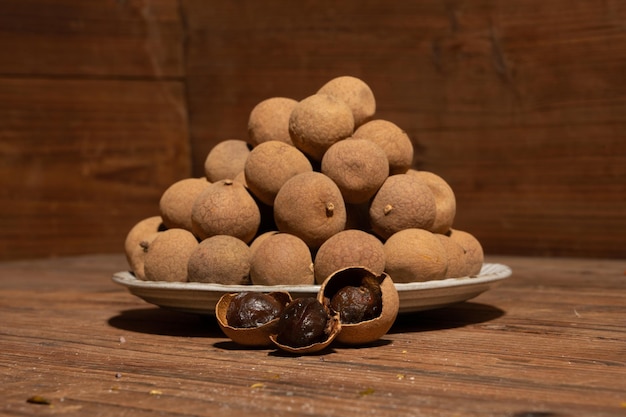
[124, 76, 484, 287]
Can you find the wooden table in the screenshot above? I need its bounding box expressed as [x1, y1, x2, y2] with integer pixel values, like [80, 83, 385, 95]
[1, 254, 624, 416]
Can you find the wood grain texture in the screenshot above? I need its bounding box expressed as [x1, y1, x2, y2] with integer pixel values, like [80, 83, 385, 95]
[182, 0, 626, 258]
[0, 0, 189, 260]
[0, 254, 624, 416]
[0, 0, 184, 78]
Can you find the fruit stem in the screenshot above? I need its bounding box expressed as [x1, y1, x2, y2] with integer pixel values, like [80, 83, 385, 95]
[325, 202, 335, 217]
[383, 204, 393, 215]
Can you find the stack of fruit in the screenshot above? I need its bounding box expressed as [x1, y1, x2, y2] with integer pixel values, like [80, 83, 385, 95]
[124, 75, 484, 288]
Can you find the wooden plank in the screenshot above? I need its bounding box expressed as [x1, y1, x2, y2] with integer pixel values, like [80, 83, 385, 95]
[0, 0, 183, 78]
[182, 0, 626, 258]
[0, 78, 190, 260]
[0, 254, 624, 416]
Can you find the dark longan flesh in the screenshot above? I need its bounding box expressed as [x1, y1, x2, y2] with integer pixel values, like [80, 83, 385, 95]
[329, 276, 382, 323]
[226, 292, 284, 328]
[276, 298, 329, 348]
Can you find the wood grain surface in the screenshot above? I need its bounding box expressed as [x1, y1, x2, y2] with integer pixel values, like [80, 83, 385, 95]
[0, 0, 189, 260]
[0, 254, 624, 416]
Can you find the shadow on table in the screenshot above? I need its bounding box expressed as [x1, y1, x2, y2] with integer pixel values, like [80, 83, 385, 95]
[389, 301, 505, 334]
[108, 307, 222, 337]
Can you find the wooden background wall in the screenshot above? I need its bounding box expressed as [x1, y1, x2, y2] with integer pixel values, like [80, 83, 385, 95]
[1, 0, 624, 260]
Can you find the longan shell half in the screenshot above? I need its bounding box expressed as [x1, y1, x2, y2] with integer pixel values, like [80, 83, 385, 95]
[216, 292, 292, 347]
[273, 172, 347, 249]
[319, 267, 399, 345]
[383, 228, 447, 283]
[288, 93, 355, 161]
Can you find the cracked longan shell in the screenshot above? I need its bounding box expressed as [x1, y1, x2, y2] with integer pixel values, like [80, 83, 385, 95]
[369, 174, 437, 240]
[143, 228, 198, 282]
[383, 228, 447, 283]
[216, 292, 292, 347]
[288, 93, 354, 161]
[187, 235, 251, 285]
[319, 266, 399, 345]
[159, 177, 209, 232]
[248, 97, 298, 146]
[124, 216, 166, 280]
[249, 233, 314, 285]
[352, 119, 414, 175]
[313, 229, 385, 285]
[321, 138, 389, 204]
[407, 169, 456, 234]
[204, 139, 251, 182]
[317, 76, 376, 128]
[244, 140, 313, 206]
[191, 179, 261, 244]
[447, 229, 484, 276]
[273, 172, 347, 249]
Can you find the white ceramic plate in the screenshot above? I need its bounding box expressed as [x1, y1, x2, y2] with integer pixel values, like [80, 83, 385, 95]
[112, 263, 511, 315]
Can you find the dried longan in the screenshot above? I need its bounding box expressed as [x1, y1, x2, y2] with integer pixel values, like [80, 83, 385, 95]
[352, 119, 414, 175]
[187, 235, 251, 285]
[143, 228, 198, 282]
[317, 76, 376, 128]
[159, 177, 209, 232]
[249, 233, 314, 285]
[248, 97, 298, 146]
[124, 216, 166, 280]
[204, 139, 251, 182]
[383, 228, 447, 283]
[407, 169, 456, 234]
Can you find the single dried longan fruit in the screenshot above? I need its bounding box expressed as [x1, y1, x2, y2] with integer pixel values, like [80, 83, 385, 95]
[187, 235, 251, 285]
[288, 93, 354, 161]
[248, 97, 298, 146]
[244, 141, 312, 206]
[159, 177, 209, 232]
[204, 139, 251, 182]
[314, 229, 385, 285]
[124, 216, 166, 280]
[143, 228, 198, 282]
[249, 233, 314, 286]
[352, 119, 414, 175]
[436, 233, 467, 278]
[249, 230, 279, 256]
[407, 169, 456, 234]
[448, 229, 484, 276]
[317, 76, 376, 128]
[383, 228, 447, 283]
[273, 172, 347, 249]
[321, 138, 389, 204]
[369, 174, 437, 240]
[191, 179, 261, 243]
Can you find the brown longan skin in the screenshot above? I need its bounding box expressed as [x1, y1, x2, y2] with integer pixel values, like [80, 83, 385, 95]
[124, 216, 165, 280]
[406, 169, 456, 234]
[248, 97, 298, 146]
[352, 119, 414, 175]
[244, 140, 313, 206]
[187, 235, 251, 285]
[144, 228, 198, 282]
[159, 177, 209, 232]
[288, 94, 355, 161]
[383, 228, 447, 283]
[317, 76, 376, 128]
[321, 138, 389, 204]
[273, 172, 347, 249]
[204, 139, 251, 182]
[448, 229, 484, 276]
[314, 229, 385, 285]
[191, 179, 261, 244]
[369, 174, 437, 240]
[249, 233, 314, 286]
[436, 233, 467, 279]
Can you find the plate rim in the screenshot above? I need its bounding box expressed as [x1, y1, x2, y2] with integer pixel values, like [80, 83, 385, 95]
[111, 263, 512, 294]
